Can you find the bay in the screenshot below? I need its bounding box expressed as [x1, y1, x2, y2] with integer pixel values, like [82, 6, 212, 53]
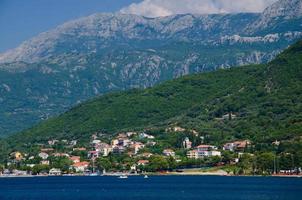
[0, 176, 301, 200]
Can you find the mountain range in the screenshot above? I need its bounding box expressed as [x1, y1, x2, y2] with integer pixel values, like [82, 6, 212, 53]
[0, 0, 302, 136]
[3, 39, 302, 156]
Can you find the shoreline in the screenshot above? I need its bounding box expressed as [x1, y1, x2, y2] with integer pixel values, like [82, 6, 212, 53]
[1, 172, 301, 178]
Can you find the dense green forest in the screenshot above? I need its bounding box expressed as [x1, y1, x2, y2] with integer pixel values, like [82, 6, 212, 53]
[1, 40, 302, 160]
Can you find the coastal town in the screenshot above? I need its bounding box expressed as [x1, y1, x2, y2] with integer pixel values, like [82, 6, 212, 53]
[1, 125, 300, 177]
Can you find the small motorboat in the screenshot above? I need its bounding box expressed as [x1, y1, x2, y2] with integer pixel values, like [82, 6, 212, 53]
[118, 175, 128, 179]
[144, 175, 149, 179]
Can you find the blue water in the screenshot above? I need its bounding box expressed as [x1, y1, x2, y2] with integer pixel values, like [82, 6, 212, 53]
[0, 176, 301, 200]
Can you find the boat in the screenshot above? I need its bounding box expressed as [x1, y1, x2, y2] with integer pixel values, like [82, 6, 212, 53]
[89, 172, 99, 176]
[118, 175, 128, 179]
[144, 175, 149, 179]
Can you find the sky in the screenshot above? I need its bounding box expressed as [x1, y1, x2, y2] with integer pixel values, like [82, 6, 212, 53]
[0, 0, 277, 53]
[0, 0, 140, 53]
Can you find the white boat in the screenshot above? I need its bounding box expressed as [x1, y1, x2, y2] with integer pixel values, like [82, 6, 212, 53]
[118, 175, 128, 179]
[90, 173, 99, 176]
[144, 175, 149, 179]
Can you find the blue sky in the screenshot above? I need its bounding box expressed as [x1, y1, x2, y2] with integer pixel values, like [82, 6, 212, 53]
[0, 0, 140, 52]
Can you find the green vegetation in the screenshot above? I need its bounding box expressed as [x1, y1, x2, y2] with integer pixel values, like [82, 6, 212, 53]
[0, 40, 302, 175]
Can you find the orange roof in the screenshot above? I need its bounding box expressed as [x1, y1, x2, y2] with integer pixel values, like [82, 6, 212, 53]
[41, 148, 54, 152]
[72, 161, 89, 167]
[73, 147, 86, 151]
[70, 156, 80, 161]
[163, 149, 174, 152]
[138, 160, 149, 164]
[197, 145, 211, 148]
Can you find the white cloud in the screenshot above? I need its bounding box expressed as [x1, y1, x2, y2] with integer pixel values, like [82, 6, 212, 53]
[120, 0, 278, 18]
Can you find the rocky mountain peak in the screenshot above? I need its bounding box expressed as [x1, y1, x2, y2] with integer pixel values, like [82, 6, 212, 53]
[262, 0, 302, 19]
[246, 0, 302, 33]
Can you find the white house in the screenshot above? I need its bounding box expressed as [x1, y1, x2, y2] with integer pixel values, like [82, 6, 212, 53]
[163, 149, 175, 157]
[72, 161, 90, 172]
[38, 152, 49, 160]
[49, 168, 61, 176]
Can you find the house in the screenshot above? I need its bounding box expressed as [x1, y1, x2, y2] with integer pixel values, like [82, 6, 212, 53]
[96, 143, 112, 156]
[163, 149, 175, 157]
[130, 164, 137, 171]
[182, 137, 192, 149]
[139, 132, 155, 139]
[131, 142, 145, 154]
[146, 141, 156, 146]
[26, 164, 36, 168]
[41, 148, 54, 152]
[49, 168, 61, 176]
[187, 150, 221, 158]
[88, 151, 100, 159]
[187, 150, 199, 159]
[137, 160, 149, 166]
[10, 152, 23, 161]
[235, 140, 250, 151]
[48, 140, 59, 145]
[222, 113, 237, 120]
[196, 145, 217, 151]
[69, 140, 77, 146]
[126, 132, 137, 137]
[73, 147, 87, 151]
[38, 152, 49, 160]
[52, 153, 70, 157]
[12, 170, 27, 176]
[223, 140, 250, 152]
[118, 138, 131, 147]
[223, 143, 236, 151]
[203, 150, 220, 157]
[166, 126, 186, 132]
[111, 139, 119, 146]
[40, 160, 50, 165]
[141, 152, 153, 158]
[92, 140, 101, 145]
[112, 146, 125, 154]
[187, 147, 221, 159]
[70, 156, 81, 163]
[72, 161, 90, 172]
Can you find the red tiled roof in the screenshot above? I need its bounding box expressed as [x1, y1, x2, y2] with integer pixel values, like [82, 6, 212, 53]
[70, 156, 80, 161]
[72, 161, 89, 167]
[197, 145, 211, 148]
[138, 160, 149, 164]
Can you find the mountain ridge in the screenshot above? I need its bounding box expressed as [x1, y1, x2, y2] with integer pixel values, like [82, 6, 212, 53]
[4, 40, 302, 151]
[0, 0, 301, 136]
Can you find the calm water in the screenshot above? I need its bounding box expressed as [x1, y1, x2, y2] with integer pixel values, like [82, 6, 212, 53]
[0, 176, 301, 200]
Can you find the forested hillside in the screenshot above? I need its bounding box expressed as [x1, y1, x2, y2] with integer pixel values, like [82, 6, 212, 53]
[3, 40, 301, 153]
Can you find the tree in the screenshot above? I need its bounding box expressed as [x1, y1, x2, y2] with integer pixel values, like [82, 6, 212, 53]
[32, 164, 50, 175]
[147, 155, 169, 172]
[256, 152, 274, 174]
[49, 156, 72, 172]
[237, 153, 254, 175]
[222, 151, 235, 164]
[0, 164, 4, 173]
[96, 158, 112, 172]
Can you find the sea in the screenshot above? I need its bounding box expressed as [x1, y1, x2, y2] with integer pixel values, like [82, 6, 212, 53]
[0, 175, 301, 200]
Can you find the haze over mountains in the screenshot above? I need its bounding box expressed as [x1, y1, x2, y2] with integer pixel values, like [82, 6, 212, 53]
[0, 0, 301, 136]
